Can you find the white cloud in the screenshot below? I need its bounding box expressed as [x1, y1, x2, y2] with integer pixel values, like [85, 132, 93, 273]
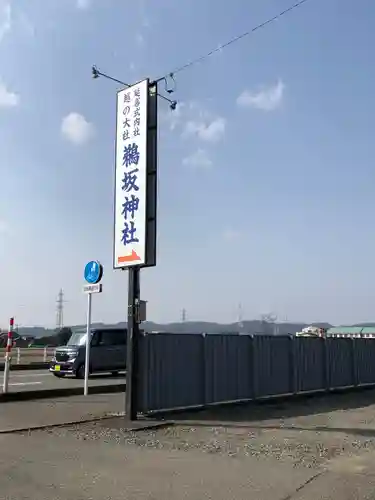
[161, 101, 186, 131]
[237, 79, 285, 111]
[0, 3, 35, 41]
[77, 0, 91, 9]
[0, 80, 19, 107]
[19, 12, 35, 38]
[163, 101, 226, 143]
[182, 149, 212, 169]
[0, 1, 11, 42]
[223, 228, 242, 241]
[136, 33, 144, 45]
[184, 117, 226, 143]
[61, 112, 95, 145]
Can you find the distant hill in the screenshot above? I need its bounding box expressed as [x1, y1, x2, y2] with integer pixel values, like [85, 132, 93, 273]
[15, 320, 335, 338]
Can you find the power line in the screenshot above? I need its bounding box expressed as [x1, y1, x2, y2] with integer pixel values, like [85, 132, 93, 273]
[156, 0, 312, 82]
[92, 0, 312, 112]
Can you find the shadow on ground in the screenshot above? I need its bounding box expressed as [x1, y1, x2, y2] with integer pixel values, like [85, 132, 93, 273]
[61, 373, 126, 380]
[262, 425, 375, 438]
[152, 388, 375, 429]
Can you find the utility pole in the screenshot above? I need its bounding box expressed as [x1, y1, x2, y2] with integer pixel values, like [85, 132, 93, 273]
[181, 308, 187, 322]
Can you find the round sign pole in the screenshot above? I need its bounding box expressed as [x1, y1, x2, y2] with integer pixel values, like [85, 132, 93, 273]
[83, 260, 103, 396]
[84, 292, 92, 396]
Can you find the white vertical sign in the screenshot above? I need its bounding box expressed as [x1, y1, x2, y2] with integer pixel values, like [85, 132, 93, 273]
[114, 79, 149, 269]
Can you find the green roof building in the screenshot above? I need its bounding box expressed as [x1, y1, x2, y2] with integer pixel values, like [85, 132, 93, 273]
[327, 326, 375, 337]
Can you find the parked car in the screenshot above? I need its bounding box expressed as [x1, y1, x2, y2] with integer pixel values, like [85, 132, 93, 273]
[49, 327, 127, 378]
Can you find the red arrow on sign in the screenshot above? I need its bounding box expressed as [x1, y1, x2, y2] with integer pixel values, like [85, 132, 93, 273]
[118, 250, 141, 264]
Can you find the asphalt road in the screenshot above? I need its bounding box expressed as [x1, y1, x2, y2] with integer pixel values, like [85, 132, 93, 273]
[3, 391, 375, 498]
[0, 393, 125, 432]
[2, 369, 126, 393]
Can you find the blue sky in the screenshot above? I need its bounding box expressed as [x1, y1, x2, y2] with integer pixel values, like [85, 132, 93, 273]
[0, 0, 374, 328]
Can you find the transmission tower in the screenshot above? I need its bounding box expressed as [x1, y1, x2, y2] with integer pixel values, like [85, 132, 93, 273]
[237, 303, 244, 332]
[181, 308, 187, 322]
[56, 289, 65, 330]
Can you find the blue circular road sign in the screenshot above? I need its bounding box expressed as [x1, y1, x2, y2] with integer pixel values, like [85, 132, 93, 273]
[84, 261, 103, 284]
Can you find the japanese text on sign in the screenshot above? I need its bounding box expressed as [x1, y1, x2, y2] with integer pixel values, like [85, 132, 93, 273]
[114, 80, 149, 268]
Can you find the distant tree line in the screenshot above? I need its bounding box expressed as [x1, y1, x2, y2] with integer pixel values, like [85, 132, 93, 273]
[33, 327, 72, 347]
[0, 327, 73, 348]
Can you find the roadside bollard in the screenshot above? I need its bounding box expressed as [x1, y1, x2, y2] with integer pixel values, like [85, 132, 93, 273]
[43, 347, 47, 362]
[17, 348, 20, 365]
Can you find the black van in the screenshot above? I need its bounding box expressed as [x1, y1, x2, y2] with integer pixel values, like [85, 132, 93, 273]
[49, 327, 127, 378]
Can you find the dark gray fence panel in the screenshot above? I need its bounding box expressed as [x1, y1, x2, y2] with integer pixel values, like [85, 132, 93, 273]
[137, 333, 150, 413]
[204, 334, 253, 404]
[253, 336, 293, 398]
[355, 339, 375, 385]
[295, 337, 326, 393]
[138, 333, 375, 415]
[327, 338, 354, 388]
[137, 333, 204, 412]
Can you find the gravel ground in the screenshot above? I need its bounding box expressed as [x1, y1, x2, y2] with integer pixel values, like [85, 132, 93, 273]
[36, 419, 375, 470]
[23, 391, 375, 473]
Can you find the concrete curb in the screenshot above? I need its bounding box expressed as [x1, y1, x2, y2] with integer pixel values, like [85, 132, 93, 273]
[0, 363, 49, 371]
[0, 383, 126, 403]
[0, 415, 171, 435]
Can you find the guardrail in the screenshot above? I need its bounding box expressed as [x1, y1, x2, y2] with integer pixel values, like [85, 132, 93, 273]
[0, 347, 55, 364]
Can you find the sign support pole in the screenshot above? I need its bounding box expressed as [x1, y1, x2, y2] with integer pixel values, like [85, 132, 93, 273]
[124, 81, 157, 421]
[84, 291, 93, 396]
[126, 266, 140, 420]
[111, 79, 157, 421]
[81, 261, 103, 396]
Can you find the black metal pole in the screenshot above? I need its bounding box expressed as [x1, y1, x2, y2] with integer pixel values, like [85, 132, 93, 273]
[124, 80, 158, 421]
[126, 266, 140, 420]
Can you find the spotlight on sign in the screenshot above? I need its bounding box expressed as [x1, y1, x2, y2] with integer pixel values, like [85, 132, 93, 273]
[92, 65, 99, 79]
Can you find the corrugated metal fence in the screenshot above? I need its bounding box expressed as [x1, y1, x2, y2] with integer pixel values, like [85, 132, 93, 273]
[137, 333, 375, 413]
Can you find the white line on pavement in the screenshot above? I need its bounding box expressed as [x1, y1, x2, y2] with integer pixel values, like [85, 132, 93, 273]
[9, 382, 43, 386]
[10, 373, 50, 378]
